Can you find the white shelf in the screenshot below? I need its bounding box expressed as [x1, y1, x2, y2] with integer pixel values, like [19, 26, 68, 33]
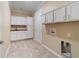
[42, 19, 79, 25]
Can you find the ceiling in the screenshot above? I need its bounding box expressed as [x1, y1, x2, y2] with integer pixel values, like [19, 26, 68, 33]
[9, 1, 46, 15]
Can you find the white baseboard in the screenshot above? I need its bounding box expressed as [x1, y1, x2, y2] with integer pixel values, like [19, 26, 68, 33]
[4, 44, 11, 57]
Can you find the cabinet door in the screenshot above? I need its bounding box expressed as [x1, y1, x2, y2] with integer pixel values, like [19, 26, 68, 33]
[11, 16, 27, 25]
[67, 2, 79, 21]
[17, 17, 27, 25]
[54, 7, 66, 23]
[45, 12, 53, 23]
[11, 31, 17, 41]
[11, 16, 18, 25]
[41, 15, 46, 23]
[27, 17, 33, 25]
[16, 31, 26, 40]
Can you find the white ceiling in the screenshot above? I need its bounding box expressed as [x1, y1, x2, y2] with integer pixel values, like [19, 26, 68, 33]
[9, 1, 46, 15]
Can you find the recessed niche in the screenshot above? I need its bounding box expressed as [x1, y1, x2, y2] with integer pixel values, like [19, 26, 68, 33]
[11, 25, 27, 31]
[61, 41, 71, 58]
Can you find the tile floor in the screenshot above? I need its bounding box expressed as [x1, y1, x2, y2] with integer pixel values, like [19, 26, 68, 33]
[7, 39, 58, 58]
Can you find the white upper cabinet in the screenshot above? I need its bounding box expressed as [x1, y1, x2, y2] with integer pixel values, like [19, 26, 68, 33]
[67, 2, 79, 21]
[42, 2, 79, 24]
[45, 12, 54, 23]
[26, 17, 33, 25]
[54, 7, 66, 23]
[17, 17, 27, 25]
[11, 16, 27, 25]
[11, 16, 17, 25]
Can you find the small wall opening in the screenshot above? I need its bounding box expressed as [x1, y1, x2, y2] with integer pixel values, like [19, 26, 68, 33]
[61, 41, 71, 58]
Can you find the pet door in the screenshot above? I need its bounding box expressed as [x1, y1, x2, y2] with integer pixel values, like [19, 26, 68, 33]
[61, 41, 71, 58]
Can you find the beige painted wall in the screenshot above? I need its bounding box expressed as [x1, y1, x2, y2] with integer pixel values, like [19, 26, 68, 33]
[42, 30, 79, 58]
[0, 2, 11, 57]
[46, 21, 79, 42]
[43, 21, 79, 57]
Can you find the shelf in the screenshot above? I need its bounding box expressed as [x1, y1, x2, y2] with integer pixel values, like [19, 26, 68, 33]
[11, 24, 27, 26]
[11, 29, 27, 31]
[42, 20, 79, 25]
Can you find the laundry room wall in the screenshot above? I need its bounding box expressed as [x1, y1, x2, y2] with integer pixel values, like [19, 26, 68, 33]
[34, 1, 79, 58]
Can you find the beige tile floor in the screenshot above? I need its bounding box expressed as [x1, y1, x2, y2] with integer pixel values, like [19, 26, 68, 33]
[7, 39, 58, 58]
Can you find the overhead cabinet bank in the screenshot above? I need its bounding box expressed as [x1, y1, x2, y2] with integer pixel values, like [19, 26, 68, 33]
[42, 2, 79, 23]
